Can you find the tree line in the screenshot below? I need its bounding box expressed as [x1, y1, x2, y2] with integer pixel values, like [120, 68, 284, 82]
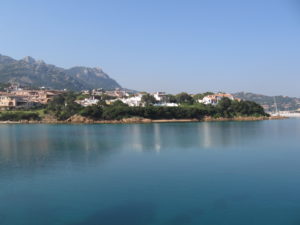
[45, 92, 269, 121]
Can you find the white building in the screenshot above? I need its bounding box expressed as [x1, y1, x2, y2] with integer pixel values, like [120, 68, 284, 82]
[76, 97, 99, 107]
[120, 94, 143, 107]
[152, 92, 167, 102]
[106, 94, 144, 107]
[199, 93, 235, 105]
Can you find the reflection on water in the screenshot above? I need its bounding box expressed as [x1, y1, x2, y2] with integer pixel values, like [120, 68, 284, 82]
[0, 121, 285, 172]
[0, 120, 300, 225]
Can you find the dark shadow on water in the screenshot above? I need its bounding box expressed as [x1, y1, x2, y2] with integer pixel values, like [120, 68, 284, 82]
[71, 202, 156, 225]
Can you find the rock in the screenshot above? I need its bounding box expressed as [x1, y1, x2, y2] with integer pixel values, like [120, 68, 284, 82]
[66, 115, 94, 123]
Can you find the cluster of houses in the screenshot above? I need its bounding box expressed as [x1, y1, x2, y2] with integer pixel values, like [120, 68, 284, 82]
[76, 89, 238, 107]
[81, 88, 130, 98]
[0, 85, 63, 110]
[0, 84, 239, 110]
[199, 93, 236, 105]
[76, 91, 176, 107]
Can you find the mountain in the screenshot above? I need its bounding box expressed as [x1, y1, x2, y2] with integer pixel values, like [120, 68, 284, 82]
[0, 54, 121, 91]
[233, 92, 300, 112]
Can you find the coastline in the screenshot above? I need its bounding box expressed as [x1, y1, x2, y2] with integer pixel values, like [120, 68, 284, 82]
[0, 115, 287, 125]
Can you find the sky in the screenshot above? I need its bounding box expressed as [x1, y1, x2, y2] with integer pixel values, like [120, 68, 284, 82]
[1, 0, 300, 96]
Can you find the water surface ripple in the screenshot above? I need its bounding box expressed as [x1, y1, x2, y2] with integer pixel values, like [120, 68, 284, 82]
[0, 119, 300, 225]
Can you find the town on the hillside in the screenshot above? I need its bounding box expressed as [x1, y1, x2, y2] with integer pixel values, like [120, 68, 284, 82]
[0, 84, 239, 110]
[0, 83, 273, 122]
[0, 84, 64, 109]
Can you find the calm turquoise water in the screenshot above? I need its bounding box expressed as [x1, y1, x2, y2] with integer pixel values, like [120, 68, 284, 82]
[1, 119, 300, 225]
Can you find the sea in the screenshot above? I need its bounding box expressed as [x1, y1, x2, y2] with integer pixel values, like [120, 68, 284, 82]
[0, 119, 300, 225]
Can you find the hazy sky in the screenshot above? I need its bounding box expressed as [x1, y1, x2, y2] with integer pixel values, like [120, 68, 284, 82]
[1, 0, 300, 96]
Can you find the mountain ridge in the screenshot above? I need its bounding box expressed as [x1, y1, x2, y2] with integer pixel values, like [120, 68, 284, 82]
[0, 54, 121, 91]
[233, 92, 300, 112]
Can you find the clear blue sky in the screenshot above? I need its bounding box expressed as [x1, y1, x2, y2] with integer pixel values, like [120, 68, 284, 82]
[1, 0, 300, 96]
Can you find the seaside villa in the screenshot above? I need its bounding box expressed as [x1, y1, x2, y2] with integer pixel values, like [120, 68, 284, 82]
[199, 93, 235, 105]
[0, 96, 17, 108]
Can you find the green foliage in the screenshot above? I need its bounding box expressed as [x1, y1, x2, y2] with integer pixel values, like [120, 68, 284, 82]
[102, 106, 134, 120]
[100, 94, 116, 100]
[45, 92, 268, 121]
[46, 92, 83, 120]
[76, 94, 89, 100]
[0, 87, 268, 121]
[80, 105, 103, 119]
[98, 106, 206, 120]
[0, 112, 41, 121]
[97, 99, 108, 106]
[0, 83, 9, 91]
[176, 92, 194, 105]
[141, 94, 157, 106]
[165, 94, 177, 103]
[216, 98, 268, 118]
[111, 100, 128, 107]
[193, 92, 214, 100]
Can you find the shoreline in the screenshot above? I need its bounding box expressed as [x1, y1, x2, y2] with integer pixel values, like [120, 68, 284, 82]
[0, 116, 287, 125]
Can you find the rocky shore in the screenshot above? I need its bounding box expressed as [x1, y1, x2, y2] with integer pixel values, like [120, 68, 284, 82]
[0, 115, 287, 124]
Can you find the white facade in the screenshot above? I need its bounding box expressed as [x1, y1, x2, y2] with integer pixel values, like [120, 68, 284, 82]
[199, 96, 219, 105]
[120, 95, 143, 107]
[152, 92, 167, 101]
[199, 93, 235, 105]
[76, 97, 99, 107]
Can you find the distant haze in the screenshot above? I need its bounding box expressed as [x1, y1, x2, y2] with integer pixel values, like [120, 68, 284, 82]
[1, 0, 300, 97]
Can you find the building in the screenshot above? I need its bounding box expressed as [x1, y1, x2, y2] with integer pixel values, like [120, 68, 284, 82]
[152, 92, 167, 102]
[199, 93, 235, 105]
[75, 97, 99, 107]
[91, 89, 104, 96]
[0, 95, 39, 109]
[0, 96, 18, 108]
[105, 89, 130, 98]
[106, 94, 144, 107]
[120, 94, 143, 106]
[81, 90, 91, 95]
[11, 90, 63, 104]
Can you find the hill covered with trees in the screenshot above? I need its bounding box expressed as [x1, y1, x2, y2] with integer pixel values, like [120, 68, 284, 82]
[45, 92, 268, 121]
[233, 92, 300, 112]
[0, 91, 269, 122]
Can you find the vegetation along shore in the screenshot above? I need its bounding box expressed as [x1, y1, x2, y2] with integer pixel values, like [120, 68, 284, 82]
[0, 90, 283, 124]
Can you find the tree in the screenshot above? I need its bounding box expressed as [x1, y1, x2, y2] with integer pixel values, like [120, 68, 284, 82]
[0, 83, 9, 92]
[166, 94, 177, 103]
[100, 94, 116, 100]
[141, 94, 157, 106]
[80, 105, 103, 119]
[193, 92, 214, 101]
[46, 92, 83, 120]
[111, 100, 128, 107]
[216, 97, 234, 117]
[176, 92, 194, 105]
